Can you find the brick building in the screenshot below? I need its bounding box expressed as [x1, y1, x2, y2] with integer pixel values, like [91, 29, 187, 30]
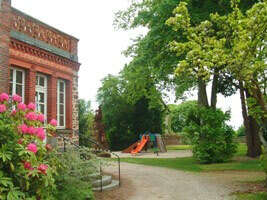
[0, 0, 80, 146]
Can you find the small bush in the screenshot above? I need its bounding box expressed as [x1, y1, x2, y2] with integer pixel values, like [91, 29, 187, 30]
[54, 147, 97, 200]
[180, 104, 237, 163]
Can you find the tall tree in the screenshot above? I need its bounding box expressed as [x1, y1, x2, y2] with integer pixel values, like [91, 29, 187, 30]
[166, 1, 266, 156]
[114, 0, 261, 156]
[114, 0, 257, 107]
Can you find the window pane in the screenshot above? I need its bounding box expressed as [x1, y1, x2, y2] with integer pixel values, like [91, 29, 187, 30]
[39, 104, 45, 114]
[9, 83, 13, 96]
[10, 69, 13, 82]
[16, 71, 23, 84]
[39, 77, 45, 87]
[60, 115, 64, 127]
[60, 93, 64, 104]
[35, 92, 38, 102]
[60, 104, 64, 115]
[60, 82, 64, 92]
[39, 93, 44, 103]
[16, 84, 23, 96]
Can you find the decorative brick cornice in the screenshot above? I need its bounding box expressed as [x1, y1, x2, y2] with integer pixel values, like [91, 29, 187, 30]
[11, 11, 71, 52]
[10, 39, 80, 71]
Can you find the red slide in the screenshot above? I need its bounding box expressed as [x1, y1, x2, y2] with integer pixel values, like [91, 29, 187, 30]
[131, 136, 149, 155]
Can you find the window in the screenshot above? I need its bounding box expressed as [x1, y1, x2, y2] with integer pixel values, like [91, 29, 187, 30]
[57, 80, 66, 128]
[9, 67, 25, 101]
[35, 74, 47, 120]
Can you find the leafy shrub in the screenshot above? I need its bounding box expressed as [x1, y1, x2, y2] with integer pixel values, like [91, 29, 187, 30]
[174, 102, 237, 163]
[0, 93, 58, 199]
[170, 101, 198, 133]
[236, 125, 246, 137]
[54, 147, 97, 200]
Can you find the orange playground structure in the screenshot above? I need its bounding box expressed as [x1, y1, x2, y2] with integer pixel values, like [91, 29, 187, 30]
[123, 134, 167, 154]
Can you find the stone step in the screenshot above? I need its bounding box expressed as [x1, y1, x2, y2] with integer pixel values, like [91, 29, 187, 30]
[82, 173, 101, 181]
[92, 175, 112, 187]
[93, 180, 119, 192]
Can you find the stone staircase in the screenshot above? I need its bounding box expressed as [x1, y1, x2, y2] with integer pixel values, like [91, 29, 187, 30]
[89, 173, 119, 192]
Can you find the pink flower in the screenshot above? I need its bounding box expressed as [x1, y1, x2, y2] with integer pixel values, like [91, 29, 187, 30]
[0, 93, 9, 102]
[37, 164, 48, 175]
[27, 126, 37, 135]
[24, 162, 34, 170]
[36, 128, 46, 141]
[45, 144, 52, 151]
[11, 110, 17, 115]
[27, 143, 38, 154]
[49, 119, 57, 127]
[0, 104, 7, 113]
[37, 114, 45, 123]
[18, 124, 28, 134]
[25, 112, 37, 121]
[18, 103, 27, 111]
[27, 103, 36, 110]
[12, 94, 22, 103]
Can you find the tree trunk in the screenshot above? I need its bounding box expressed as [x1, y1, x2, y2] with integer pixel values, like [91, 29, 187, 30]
[239, 81, 262, 157]
[198, 78, 209, 108]
[211, 71, 219, 109]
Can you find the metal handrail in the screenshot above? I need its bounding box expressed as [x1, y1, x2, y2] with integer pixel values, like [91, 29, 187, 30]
[57, 134, 121, 191]
[84, 137, 121, 187]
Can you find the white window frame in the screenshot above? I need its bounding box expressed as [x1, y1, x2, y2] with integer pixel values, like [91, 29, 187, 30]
[35, 73, 48, 122]
[57, 79, 66, 129]
[9, 67, 25, 102]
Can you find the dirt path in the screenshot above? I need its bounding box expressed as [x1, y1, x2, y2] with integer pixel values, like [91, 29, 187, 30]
[95, 162, 263, 200]
[111, 150, 192, 158]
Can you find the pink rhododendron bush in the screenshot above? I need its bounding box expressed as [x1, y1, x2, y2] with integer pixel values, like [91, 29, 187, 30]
[0, 93, 59, 199]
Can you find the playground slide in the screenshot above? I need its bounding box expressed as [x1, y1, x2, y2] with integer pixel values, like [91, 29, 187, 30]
[122, 141, 138, 153]
[131, 136, 149, 154]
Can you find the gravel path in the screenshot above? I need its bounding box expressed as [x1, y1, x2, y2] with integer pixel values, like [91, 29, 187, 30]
[95, 162, 255, 200]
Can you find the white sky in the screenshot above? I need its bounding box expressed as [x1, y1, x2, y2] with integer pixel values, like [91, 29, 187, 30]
[12, 0, 243, 129]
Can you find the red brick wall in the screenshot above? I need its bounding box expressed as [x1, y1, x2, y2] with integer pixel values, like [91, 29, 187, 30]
[1, 0, 80, 147]
[0, 0, 11, 93]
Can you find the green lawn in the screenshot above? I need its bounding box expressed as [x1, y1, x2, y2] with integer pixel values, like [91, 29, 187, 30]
[120, 144, 262, 172]
[166, 145, 192, 151]
[235, 192, 267, 200]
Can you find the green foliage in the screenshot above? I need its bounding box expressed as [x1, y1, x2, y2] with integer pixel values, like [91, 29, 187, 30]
[97, 75, 164, 151]
[114, 0, 257, 103]
[236, 125, 246, 137]
[180, 106, 237, 163]
[78, 99, 94, 147]
[54, 147, 97, 200]
[170, 101, 197, 133]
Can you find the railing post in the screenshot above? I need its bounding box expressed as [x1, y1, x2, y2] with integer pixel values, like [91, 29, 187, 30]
[63, 137, 66, 152]
[118, 156, 121, 186]
[100, 160, 103, 192]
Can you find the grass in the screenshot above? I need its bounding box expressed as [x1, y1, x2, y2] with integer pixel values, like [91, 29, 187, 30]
[235, 192, 267, 200]
[119, 143, 262, 172]
[166, 145, 192, 151]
